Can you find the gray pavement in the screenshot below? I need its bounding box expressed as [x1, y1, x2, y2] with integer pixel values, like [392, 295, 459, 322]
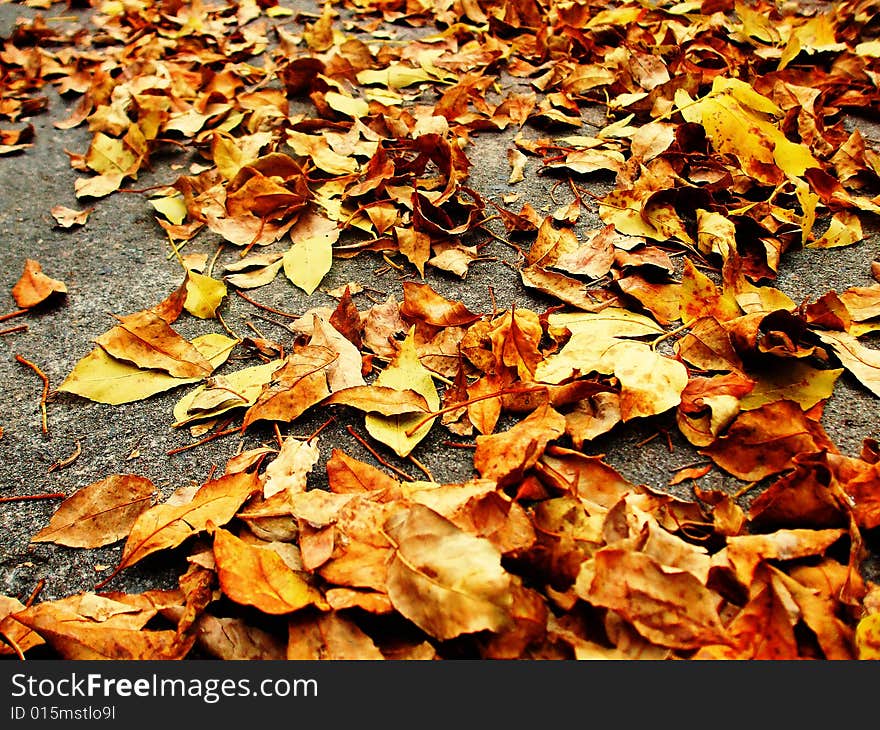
[1, 1, 879, 607]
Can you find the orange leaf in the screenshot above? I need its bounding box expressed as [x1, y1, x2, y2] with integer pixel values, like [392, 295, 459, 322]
[12, 259, 67, 308]
[212, 528, 325, 615]
[474, 403, 566, 487]
[579, 548, 730, 650]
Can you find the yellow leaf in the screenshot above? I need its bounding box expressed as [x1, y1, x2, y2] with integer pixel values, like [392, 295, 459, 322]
[536, 334, 687, 420]
[356, 64, 434, 90]
[59, 333, 237, 405]
[283, 212, 338, 295]
[365, 328, 440, 457]
[546, 307, 663, 341]
[172, 358, 283, 427]
[740, 361, 843, 411]
[324, 91, 369, 118]
[807, 211, 864, 249]
[184, 271, 227, 319]
[856, 614, 880, 659]
[150, 194, 187, 225]
[85, 132, 138, 176]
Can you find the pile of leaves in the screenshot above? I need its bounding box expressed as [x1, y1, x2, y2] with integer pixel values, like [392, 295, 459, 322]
[3, 0, 880, 658]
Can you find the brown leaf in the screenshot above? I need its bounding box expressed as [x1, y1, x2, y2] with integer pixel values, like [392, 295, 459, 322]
[12, 259, 67, 308]
[95, 309, 213, 378]
[474, 403, 566, 487]
[13, 597, 193, 660]
[242, 345, 336, 428]
[31, 474, 155, 548]
[326, 449, 400, 495]
[399, 281, 482, 327]
[0, 596, 44, 657]
[701, 400, 829, 481]
[287, 612, 385, 659]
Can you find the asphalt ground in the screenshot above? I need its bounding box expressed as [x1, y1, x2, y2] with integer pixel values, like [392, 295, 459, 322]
[1, 1, 878, 607]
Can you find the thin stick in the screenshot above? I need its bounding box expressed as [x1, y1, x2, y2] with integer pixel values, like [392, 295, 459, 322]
[442, 440, 477, 449]
[0, 324, 27, 336]
[733, 481, 759, 498]
[235, 289, 301, 319]
[635, 432, 660, 447]
[24, 579, 45, 608]
[0, 492, 66, 504]
[273, 423, 284, 449]
[166, 424, 241, 456]
[345, 425, 414, 481]
[15, 354, 49, 435]
[0, 309, 28, 322]
[306, 417, 335, 444]
[216, 310, 240, 340]
[47, 439, 82, 473]
[651, 319, 694, 350]
[405, 386, 547, 437]
[409, 454, 434, 481]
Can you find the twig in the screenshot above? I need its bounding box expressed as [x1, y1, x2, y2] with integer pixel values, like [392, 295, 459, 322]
[15, 355, 49, 435]
[273, 423, 284, 449]
[442, 440, 477, 449]
[235, 289, 301, 319]
[47, 439, 82, 473]
[305, 417, 335, 444]
[345, 425, 414, 481]
[733, 481, 760, 498]
[0, 492, 66, 504]
[409, 454, 435, 481]
[24, 579, 45, 608]
[0, 309, 28, 323]
[0, 324, 27, 336]
[404, 386, 547, 437]
[167, 423, 241, 456]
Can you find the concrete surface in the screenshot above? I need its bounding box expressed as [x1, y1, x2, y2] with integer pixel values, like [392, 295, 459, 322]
[1, 0, 878, 607]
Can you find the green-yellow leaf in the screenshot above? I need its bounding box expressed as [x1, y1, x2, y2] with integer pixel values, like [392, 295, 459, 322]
[365, 328, 440, 457]
[172, 359, 283, 427]
[59, 333, 237, 405]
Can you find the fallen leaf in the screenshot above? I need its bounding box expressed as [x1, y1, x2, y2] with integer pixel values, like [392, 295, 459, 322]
[212, 527, 325, 615]
[385, 504, 513, 641]
[365, 328, 440, 457]
[31, 475, 155, 549]
[59, 333, 236, 405]
[12, 259, 67, 308]
[113, 470, 261, 575]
